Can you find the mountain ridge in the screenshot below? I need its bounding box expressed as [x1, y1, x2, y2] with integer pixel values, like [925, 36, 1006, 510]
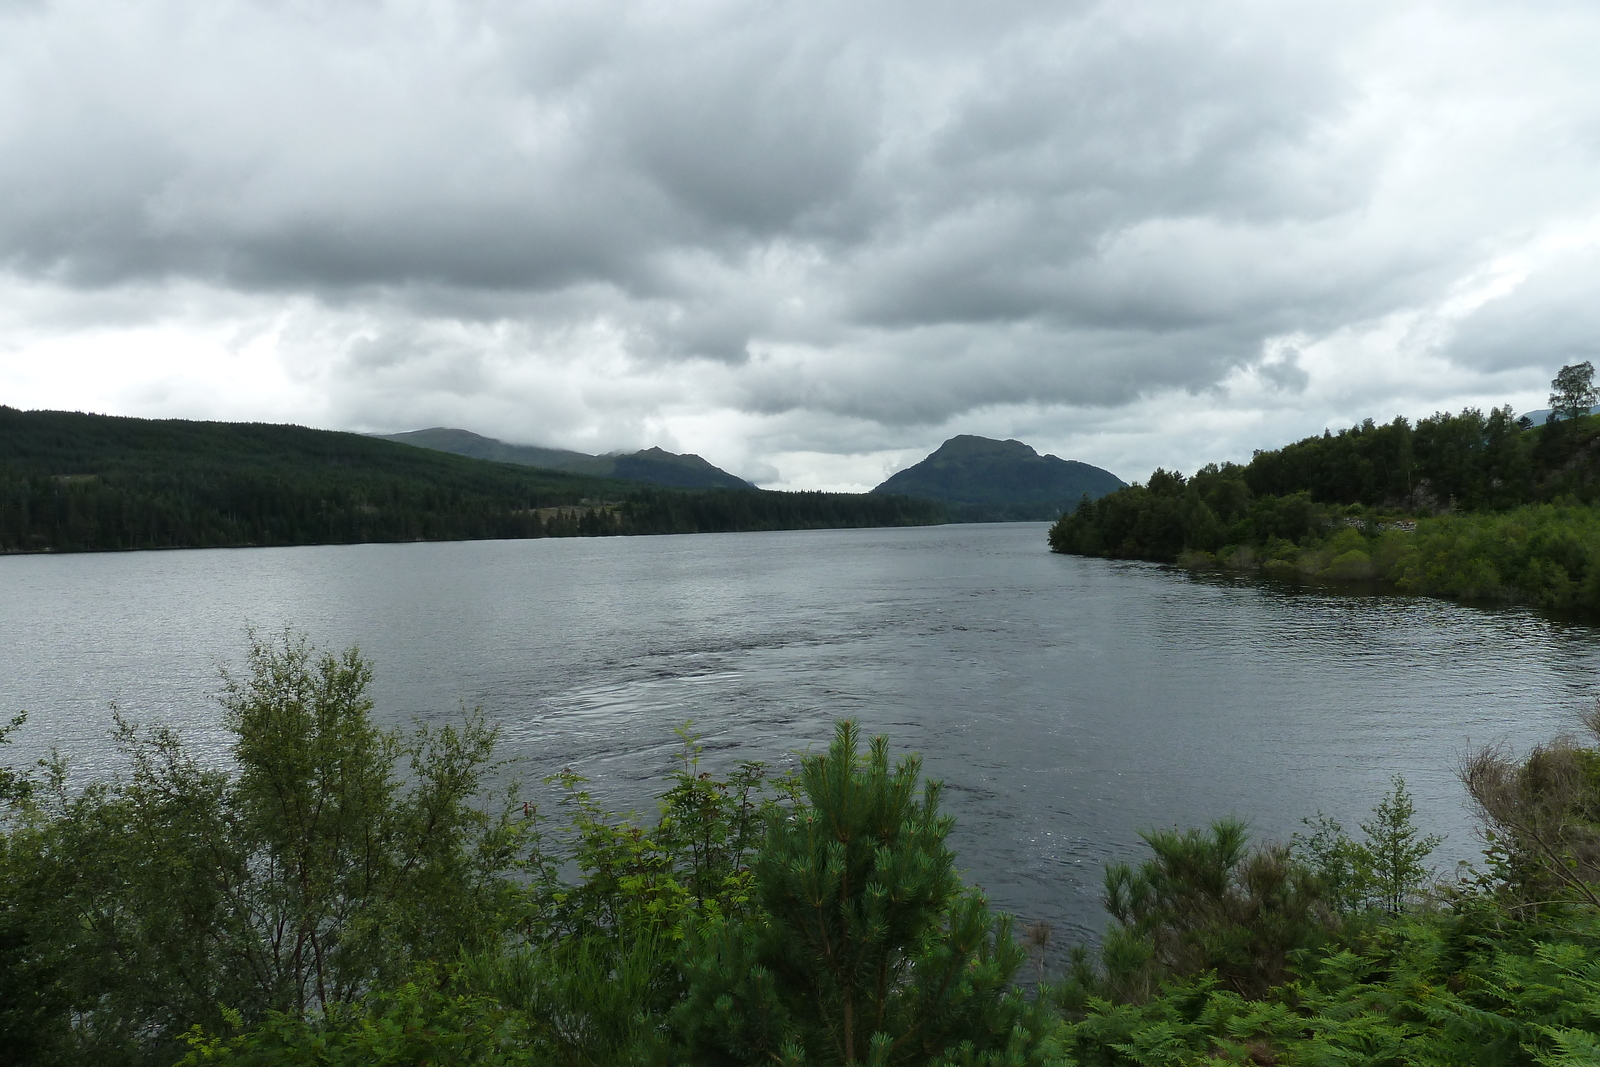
[374, 427, 755, 490]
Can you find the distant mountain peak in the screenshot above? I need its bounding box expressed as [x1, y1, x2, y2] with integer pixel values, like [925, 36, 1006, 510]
[871, 434, 1124, 521]
[929, 435, 1039, 458]
[374, 428, 754, 490]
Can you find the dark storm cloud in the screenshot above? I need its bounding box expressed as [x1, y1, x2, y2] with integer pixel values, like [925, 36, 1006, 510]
[0, 0, 882, 291]
[3, 0, 1600, 451]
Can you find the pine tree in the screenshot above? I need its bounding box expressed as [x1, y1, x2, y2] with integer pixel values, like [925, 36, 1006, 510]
[1356, 776, 1442, 915]
[670, 721, 1057, 1066]
[1295, 776, 1442, 916]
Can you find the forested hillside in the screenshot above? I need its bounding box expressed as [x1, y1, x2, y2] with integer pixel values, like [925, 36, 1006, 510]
[0, 408, 942, 553]
[1050, 364, 1600, 613]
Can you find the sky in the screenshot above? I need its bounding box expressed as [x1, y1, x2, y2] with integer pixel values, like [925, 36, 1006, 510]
[3, 0, 1599, 491]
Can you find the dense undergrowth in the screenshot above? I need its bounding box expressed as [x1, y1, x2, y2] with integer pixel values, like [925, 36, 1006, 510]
[4, 634, 1600, 1065]
[1049, 374, 1600, 614]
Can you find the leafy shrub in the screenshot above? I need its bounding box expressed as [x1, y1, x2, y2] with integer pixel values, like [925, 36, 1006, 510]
[1294, 775, 1444, 916]
[1463, 706, 1600, 911]
[0, 631, 522, 1066]
[1090, 820, 1331, 1001]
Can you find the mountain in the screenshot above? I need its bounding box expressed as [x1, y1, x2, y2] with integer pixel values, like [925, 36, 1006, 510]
[610, 446, 755, 489]
[871, 435, 1126, 521]
[375, 427, 754, 489]
[372, 427, 611, 474]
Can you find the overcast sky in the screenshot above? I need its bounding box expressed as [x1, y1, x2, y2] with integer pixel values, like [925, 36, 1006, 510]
[2, 0, 1598, 490]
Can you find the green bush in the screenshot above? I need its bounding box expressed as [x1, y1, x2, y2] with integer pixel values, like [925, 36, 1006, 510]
[0, 632, 523, 1066]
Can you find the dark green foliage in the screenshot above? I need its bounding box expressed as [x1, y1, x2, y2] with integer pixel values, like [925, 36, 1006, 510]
[1049, 737, 1598, 1067]
[1056, 906, 1600, 1067]
[872, 435, 1125, 522]
[0, 713, 61, 1067]
[1381, 504, 1600, 610]
[1550, 361, 1599, 423]
[671, 722, 1057, 1066]
[176, 974, 531, 1066]
[165, 723, 785, 1067]
[1048, 371, 1600, 614]
[215, 636, 521, 1014]
[1056, 780, 1445, 1025]
[1236, 405, 1542, 511]
[0, 407, 943, 553]
[1094, 820, 1331, 1000]
[617, 485, 944, 537]
[0, 715, 28, 806]
[1047, 465, 1311, 562]
[488, 731, 778, 1066]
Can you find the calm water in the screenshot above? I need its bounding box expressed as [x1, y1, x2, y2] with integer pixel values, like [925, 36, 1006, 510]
[4, 522, 1598, 941]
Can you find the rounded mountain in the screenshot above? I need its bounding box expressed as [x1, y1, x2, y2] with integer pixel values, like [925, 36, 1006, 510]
[871, 435, 1125, 521]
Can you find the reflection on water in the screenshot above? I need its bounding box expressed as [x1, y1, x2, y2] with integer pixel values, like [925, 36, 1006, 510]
[3, 523, 1598, 940]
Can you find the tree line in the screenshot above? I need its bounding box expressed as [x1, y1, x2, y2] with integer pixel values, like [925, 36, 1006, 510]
[0, 408, 943, 552]
[1050, 363, 1600, 613]
[3, 632, 1599, 1064]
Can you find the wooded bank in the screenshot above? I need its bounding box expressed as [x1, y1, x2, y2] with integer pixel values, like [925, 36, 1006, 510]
[1051, 395, 1600, 613]
[0, 407, 944, 553]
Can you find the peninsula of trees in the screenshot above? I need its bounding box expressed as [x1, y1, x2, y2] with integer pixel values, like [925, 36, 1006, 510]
[1050, 363, 1600, 614]
[0, 408, 942, 553]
